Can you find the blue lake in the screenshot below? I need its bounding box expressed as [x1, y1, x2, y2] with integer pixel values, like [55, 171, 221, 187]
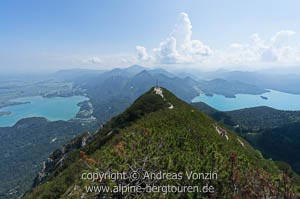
[192, 90, 300, 111]
[0, 95, 88, 127]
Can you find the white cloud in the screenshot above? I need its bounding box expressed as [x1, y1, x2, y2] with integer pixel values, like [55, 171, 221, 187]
[134, 12, 300, 69]
[172, 12, 192, 50]
[271, 30, 296, 46]
[230, 43, 243, 49]
[261, 48, 278, 62]
[172, 12, 212, 57]
[226, 30, 299, 65]
[136, 12, 212, 64]
[82, 56, 102, 64]
[136, 46, 149, 61]
[121, 58, 130, 64]
[153, 37, 183, 64]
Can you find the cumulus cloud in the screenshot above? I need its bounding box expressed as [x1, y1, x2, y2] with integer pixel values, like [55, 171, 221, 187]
[121, 58, 130, 64]
[226, 30, 299, 65]
[134, 12, 300, 68]
[271, 30, 296, 46]
[172, 12, 212, 57]
[136, 46, 149, 61]
[82, 57, 102, 64]
[136, 12, 212, 64]
[153, 37, 182, 64]
[230, 43, 244, 49]
[261, 48, 278, 62]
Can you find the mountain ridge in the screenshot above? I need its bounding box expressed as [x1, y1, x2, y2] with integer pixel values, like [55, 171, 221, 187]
[23, 87, 300, 198]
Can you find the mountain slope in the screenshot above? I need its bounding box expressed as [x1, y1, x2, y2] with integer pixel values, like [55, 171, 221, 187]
[78, 69, 200, 125]
[0, 117, 97, 199]
[23, 88, 300, 198]
[192, 102, 300, 131]
[192, 102, 300, 174]
[198, 78, 267, 98]
[226, 106, 300, 130]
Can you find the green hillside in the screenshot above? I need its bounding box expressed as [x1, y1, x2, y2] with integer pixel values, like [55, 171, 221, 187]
[23, 87, 300, 198]
[192, 102, 300, 174]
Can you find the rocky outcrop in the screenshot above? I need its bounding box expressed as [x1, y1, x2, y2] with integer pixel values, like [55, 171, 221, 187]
[32, 132, 93, 188]
[214, 124, 229, 140]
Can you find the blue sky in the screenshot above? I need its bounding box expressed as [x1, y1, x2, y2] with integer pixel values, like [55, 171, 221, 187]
[1, 0, 300, 72]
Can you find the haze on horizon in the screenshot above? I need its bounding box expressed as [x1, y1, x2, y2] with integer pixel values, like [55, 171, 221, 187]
[1, 0, 300, 74]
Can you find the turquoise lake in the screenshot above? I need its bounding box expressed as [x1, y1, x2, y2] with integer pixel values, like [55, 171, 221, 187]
[192, 90, 300, 111]
[0, 95, 88, 127]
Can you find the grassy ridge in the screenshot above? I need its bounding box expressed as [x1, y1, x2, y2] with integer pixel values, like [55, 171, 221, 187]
[23, 88, 300, 198]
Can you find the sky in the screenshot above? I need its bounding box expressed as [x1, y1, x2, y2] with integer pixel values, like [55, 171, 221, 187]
[1, 0, 300, 73]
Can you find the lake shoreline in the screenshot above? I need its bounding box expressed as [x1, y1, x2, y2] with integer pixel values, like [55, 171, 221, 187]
[192, 89, 300, 111]
[0, 95, 89, 127]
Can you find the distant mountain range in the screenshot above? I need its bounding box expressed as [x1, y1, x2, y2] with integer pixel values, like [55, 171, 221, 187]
[53, 65, 267, 124]
[199, 70, 300, 95]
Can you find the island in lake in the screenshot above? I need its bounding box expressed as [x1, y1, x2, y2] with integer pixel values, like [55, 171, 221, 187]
[260, 96, 268, 100]
[0, 111, 11, 116]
